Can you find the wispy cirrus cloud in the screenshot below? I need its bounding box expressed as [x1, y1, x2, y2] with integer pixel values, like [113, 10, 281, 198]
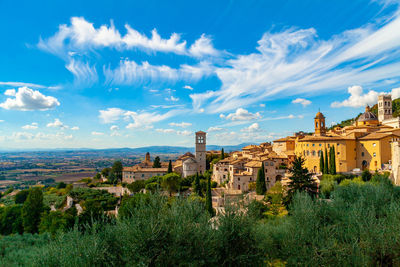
[191, 5, 400, 113]
[38, 17, 220, 58]
[98, 107, 187, 130]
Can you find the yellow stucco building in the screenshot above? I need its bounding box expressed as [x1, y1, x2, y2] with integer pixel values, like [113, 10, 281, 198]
[290, 95, 400, 174]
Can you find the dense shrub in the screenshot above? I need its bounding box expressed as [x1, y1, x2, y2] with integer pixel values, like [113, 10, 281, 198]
[260, 182, 400, 266]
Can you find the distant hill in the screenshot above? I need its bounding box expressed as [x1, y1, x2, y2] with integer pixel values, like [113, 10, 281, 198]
[330, 98, 400, 129]
[0, 143, 254, 154]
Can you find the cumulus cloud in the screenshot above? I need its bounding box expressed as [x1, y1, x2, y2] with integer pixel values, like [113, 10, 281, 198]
[22, 122, 38, 130]
[110, 125, 119, 131]
[331, 85, 379, 108]
[292, 98, 312, 107]
[169, 122, 192, 128]
[71, 126, 79, 130]
[0, 87, 60, 111]
[183, 85, 193, 90]
[331, 86, 400, 108]
[4, 89, 16, 96]
[220, 108, 261, 121]
[91, 131, 104, 136]
[241, 123, 261, 132]
[47, 118, 68, 129]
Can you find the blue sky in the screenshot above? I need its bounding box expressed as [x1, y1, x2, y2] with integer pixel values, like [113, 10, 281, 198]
[1, 0, 400, 149]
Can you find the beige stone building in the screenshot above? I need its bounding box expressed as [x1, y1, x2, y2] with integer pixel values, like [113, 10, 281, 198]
[291, 94, 400, 174]
[122, 152, 168, 183]
[212, 143, 289, 193]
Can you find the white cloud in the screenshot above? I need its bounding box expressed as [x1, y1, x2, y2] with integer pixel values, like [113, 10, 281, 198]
[0, 81, 51, 89]
[99, 107, 185, 129]
[4, 89, 16, 96]
[71, 126, 79, 130]
[292, 98, 312, 107]
[9, 131, 73, 142]
[207, 126, 223, 132]
[177, 130, 192, 136]
[110, 125, 119, 131]
[331, 85, 379, 108]
[22, 122, 38, 130]
[241, 123, 261, 132]
[0, 120, 4, 123]
[125, 109, 179, 129]
[99, 108, 125, 123]
[0, 87, 60, 111]
[189, 10, 400, 113]
[183, 85, 193, 90]
[155, 128, 192, 136]
[38, 17, 219, 57]
[169, 122, 192, 128]
[104, 60, 213, 85]
[259, 103, 266, 108]
[220, 108, 261, 121]
[47, 118, 68, 129]
[156, 128, 176, 133]
[165, 95, 179, 102]
[331, 86, 400, 108]
[91, 131, 104, 136]
[65, 59, 98, 86]
[189, 34, 219, 58]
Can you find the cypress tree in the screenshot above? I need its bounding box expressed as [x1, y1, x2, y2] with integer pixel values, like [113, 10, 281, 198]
[256, 163, 266, 195]
[221, 148, 225, 160]
[193, 172, 202, 196]
[319, 152, 324, 174]
[167, 160, 173, 173]
[205, 176, 214, 216]
[330, 146, 337, 175]
[324, 148, 329, 174]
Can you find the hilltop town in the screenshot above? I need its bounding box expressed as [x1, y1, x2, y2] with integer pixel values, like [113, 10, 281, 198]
[2, 94, 400, 266]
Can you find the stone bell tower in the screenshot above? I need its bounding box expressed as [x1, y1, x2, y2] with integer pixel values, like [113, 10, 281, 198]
[378, 94, 392, 122]
[195, 131, 206, 173]
[314, 111, 326, 136]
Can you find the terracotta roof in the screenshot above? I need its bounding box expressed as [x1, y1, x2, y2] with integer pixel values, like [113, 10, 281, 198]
[135, 168, 168, 173]
[315, 112, 325, 119]
[358, 132, 398, 140]
[242, 145, 258, 150]
[195, 130, 206, 134]
[297, 135, 350, 141]
[245, 161, 262, 168]
[273, 136, 292, 142]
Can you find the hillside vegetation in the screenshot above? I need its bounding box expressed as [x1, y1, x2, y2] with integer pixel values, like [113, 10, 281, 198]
[2, 174, 400, 266]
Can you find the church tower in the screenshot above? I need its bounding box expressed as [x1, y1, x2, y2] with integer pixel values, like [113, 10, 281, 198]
[378, 94, 392, 122]
[314, 111, 326, 136]
[195, 131, 206, 173]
